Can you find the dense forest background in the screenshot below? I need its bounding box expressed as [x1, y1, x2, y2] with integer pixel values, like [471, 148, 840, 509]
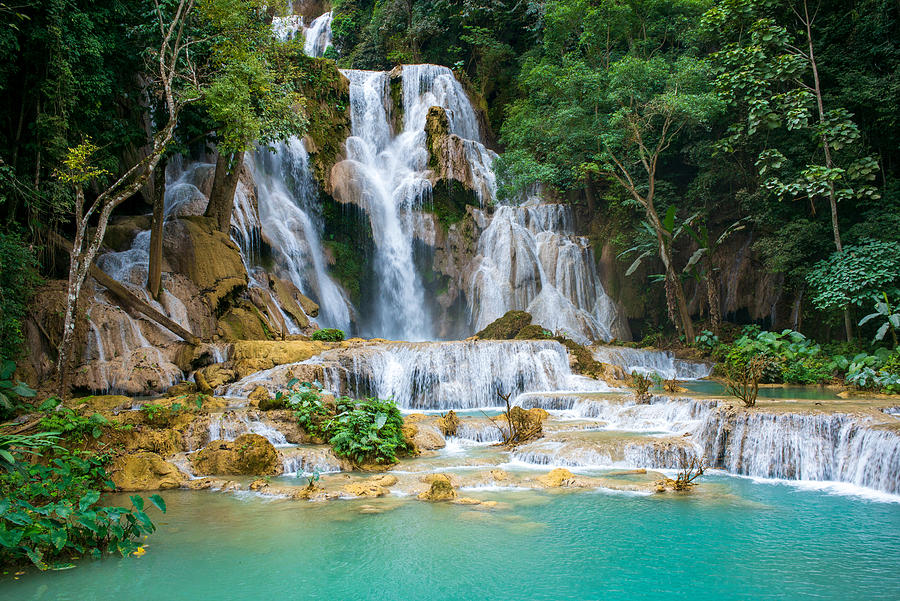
[2, 0, 900, 362]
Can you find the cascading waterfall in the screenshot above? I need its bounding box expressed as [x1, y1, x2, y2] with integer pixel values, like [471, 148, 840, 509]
[695, 410, 900, 495]
[250, 139, 352, 332]
[592, 345, 712, 380]
[311, 340, 614, 410]
[467, 203, 625, 344]
[303, 11, 333, 58]
[208, 412, 290, 447]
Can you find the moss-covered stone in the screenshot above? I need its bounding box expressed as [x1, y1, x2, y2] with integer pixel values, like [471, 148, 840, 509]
[163, 216, 248, 312]
[110, 452, 183, 491]
[514, 324, 553, 340]
[476, 310, 533, 340]
[217, 303, 271, 341]
[430, 179, 477, 229]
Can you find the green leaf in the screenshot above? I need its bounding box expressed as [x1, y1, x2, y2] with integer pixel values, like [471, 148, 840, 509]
[130, 495, 145, 511]
[79, 490, 100, 511]
[148, 494, 167, 513]
[0, 524, 24, 548]
[50, 527, 68, 551]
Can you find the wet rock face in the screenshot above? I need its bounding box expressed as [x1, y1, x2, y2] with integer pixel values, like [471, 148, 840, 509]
[190, 433, 282, 476]
[536, 468, 577, 488]
[163, 216, 248, 312]
[110, 452, 183, 491]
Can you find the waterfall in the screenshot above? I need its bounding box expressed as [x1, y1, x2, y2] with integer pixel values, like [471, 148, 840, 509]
[511, 436, 696, 470]
[250, 139, 352, 332]
[280, 446, 344, 476]
[337, 68, 432, 339]
[467, 203, 625, 344]
[591, 346, 712, 380]
[303, 11, 333, 58]
[310, 340, 614, 410]
[208, 412, 290, 447]
[695, 410, 900, 495]
[272, 14, 303, 42]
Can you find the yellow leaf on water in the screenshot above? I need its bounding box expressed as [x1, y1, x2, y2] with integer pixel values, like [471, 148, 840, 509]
[132, 546, 146, 557]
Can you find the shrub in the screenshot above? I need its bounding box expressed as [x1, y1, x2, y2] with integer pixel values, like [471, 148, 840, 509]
[716, 328, 832, 384]
[326, 397, 408, 464]
[628, 373, 653, 403]
[38, 399, 116, 441]
[278, 380, 409, 463]
[311, 328, 345, 342]
[724, 355, 768, 407]
[0, 360, 36, 420]
[0, 436, 165, 569]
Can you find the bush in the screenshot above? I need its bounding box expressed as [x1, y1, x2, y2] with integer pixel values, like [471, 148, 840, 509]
[839, 347, 900, 394]
[278, 380, 408, 464]
[0, 434, 165, 569]
[311, 328, 345, 342]
[716, 327, 832, 384]
[0, 359, 36, 420]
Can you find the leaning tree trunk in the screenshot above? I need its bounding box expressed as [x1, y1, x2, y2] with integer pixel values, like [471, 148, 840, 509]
[205, 151, 245, 233]
[147, 157, 166, 300]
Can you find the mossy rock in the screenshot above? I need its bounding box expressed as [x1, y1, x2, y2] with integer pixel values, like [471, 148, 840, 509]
[476, 311, 533, 340]
[217, 304, 271, 341]
[110, 451, 183, 491]
[430, 179, 477, 229]
[514, 325, 553, 340]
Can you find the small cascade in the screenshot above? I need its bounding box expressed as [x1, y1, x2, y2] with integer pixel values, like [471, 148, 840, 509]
[695, 410, 900, 495]
[592, 346, 712, 380]
[467, 203, 625, 344]
[454, 421, 503, 443]
[312, 340, 613, 410]
[272, 14, 303, 42]
[303, 11, 333, 57]
[511, 436, 695, 470]
[251, 139, 352, 332]
[280, 446, 344, 476]
[208, 413, 290, 447]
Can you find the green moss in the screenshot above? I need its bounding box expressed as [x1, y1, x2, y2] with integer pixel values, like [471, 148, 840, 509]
[476, 310, 532, 339]
[430, 179, 477, 229]
[389, 71, 403, 133]
[514, 324, 553, 340]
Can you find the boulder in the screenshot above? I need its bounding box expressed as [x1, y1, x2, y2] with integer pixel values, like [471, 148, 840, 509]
[165, 381, 197, 397]
[436, 410, 459, 436]
[217, 303, 270, 341]
[190, 433, 281, 476]
[417, 473, 457, 502]
[249, 385, 272, 407]
[229, 340, 334, 378]
[536, 468, 577, 488]
[370, 474, 398, 487]
[110, 452, 183, 491]
[195, 364, 236, 394]
[402, 421, 446, 453]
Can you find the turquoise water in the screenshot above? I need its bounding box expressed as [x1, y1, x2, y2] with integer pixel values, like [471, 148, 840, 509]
[682, 380, 847, 400]
[2, 476, 899, 600]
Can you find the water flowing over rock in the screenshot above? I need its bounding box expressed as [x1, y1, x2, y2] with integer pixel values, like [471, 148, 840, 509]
[591, 346, 712, 380]
[466, 203, 627, 344]
[303, 11, 332, 57]
[312, 340, 615, 410]
[250, 138, 353, 332]
[207, 412, 291, 448]
[695, 409, 900, 495]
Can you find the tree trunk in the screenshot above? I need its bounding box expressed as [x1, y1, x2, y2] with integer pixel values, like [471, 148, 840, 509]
[147, 158, 166, 299]
[707, 275, 721, 334]
[205, 151, 244, 233]
[802, 0, 852, 341]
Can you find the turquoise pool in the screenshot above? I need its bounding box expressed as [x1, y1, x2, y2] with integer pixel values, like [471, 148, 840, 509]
[2, 475, 898, 600]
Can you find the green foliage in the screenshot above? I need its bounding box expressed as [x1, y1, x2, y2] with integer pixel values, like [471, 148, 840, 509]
[859, 293, 900, 345]
[311, 328, 346, 342]
[326, 396, 408, 464]
[0, 360, 36, 421]
[38, 399, 115, 442]
[279, 380, 408, 464]
[806, 241, 900, 315]
[716, 327, 833, 384]
[0, 233, 41, 362]
[839, 348, 900, 394]
[0, 438, 165, 570]
[694, 330, 719, 351]
[140, 399, 201, 427]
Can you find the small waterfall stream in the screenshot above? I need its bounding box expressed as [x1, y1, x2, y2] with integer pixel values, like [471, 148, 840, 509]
[591, 346, 712, 380]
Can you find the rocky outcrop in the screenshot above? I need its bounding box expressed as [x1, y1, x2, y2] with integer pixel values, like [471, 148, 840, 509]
[424, 106, 494, 204]
[190, 433, 281, 476]
[402, 419, 446, 452]
[163, 216, 248, 312]
[195, 364, 237, 394]
[475, 310, 532, 340]
[436, 410, 459, 436]
[418, 473, 457, 501]
[229, 340, 337, 378]
[109, 452, 183, 491]
[535, 468, 577, 488]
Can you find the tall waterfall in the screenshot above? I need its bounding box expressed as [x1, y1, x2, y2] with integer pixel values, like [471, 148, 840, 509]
[467, 203, 626, 344]
[311, 340, 613, 410]
[250, 140, 352, 332]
